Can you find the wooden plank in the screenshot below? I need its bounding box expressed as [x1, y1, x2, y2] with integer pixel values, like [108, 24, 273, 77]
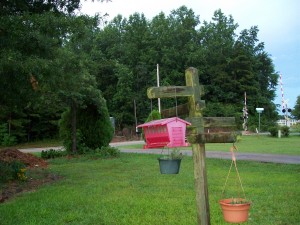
[188, 117, 236, 132]
[147, 85, 204, 99]
[187, 132, 238, 144]
[147, 86, 194, 99]
[203, 117, 236, 128]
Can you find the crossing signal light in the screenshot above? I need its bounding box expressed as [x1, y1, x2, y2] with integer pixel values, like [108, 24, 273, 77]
[282, 108, 292, 113]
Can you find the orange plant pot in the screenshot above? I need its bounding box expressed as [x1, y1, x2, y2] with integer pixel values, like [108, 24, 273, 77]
[219, 198, 251, 223]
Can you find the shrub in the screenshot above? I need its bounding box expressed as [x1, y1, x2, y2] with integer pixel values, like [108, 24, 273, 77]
[0, 160, 27, 183]
[281, 126, 290, 137]
[269, 126, 279, 137]
[269, 125, 290, 137]
[95, 146, 120, 158]
[41, 149, 67, 159]
[0, 123, 17, 146]
[10, 161, 27, 180]
[59, 103, 113, 154]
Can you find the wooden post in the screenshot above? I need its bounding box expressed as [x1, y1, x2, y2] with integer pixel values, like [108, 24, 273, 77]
[185, 67, 210, 225]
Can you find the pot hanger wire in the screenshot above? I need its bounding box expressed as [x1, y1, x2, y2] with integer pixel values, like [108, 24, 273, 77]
[221, 145, 246, 200]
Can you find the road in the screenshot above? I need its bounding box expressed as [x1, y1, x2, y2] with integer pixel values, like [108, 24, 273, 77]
[19, 141, 300, 165]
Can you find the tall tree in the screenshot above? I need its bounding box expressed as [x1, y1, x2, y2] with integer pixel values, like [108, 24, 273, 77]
[292, 96, 300, 119]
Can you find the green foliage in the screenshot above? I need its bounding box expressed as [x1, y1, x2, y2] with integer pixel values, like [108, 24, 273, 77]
[59, 102, 113, 154]
[291, 95, 300, 119]
[269, 126, 279, 137]
[281, 126, 290, 137]
[145, 110, 161, 123]
[0, 160, 26, 183]
[268, 125, 290, 137]
[41, 149, 67, 159]
[0, 124, 17, 146]
[159, 148, 183, 159]
[94, 146, 121, 158]
[0, 2, 280, 143]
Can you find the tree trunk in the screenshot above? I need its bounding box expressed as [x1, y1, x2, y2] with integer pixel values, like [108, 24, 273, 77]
[71, 100, 77, 153]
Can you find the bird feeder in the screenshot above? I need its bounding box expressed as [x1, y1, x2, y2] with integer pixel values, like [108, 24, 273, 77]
[137, 117, 191, 149]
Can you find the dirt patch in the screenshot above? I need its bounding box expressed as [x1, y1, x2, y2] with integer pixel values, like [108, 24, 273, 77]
[0, 149, 61, 203]
[0, 148, 48, 168]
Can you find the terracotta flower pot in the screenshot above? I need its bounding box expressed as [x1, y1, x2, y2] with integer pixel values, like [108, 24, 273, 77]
[219, 198, 251, 223]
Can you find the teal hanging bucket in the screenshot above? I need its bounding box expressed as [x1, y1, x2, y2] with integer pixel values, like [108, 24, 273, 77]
[158, 158, 182, 174]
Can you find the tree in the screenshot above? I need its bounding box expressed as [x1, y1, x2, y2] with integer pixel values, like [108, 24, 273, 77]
[0, 0, 113, 151]
[46, 14, 114, 153]
[292, 96, 300, 119]
[0, 2, 76, 142]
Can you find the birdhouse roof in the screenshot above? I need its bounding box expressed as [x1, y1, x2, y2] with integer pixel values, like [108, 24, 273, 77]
[137, 117, 191, 128]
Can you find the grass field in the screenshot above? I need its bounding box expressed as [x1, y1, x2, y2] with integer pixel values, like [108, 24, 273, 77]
[0, 153, 299, 225]
[118, 135, 300, 155]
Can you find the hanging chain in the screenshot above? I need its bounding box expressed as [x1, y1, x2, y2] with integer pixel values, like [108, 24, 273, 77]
[174, 87, 178, 117]
[150, 98, 153, 121]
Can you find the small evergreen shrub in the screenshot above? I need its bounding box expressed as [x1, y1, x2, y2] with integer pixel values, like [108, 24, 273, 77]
[0, 123, 17, 146]
[269, 126, 279, 137]
[1, 134, 17, 146]
[95, 146, 120, 158]
[41, 149, 67, 159]
[59, 102, 113, 154]
[281, 126, 290, 137]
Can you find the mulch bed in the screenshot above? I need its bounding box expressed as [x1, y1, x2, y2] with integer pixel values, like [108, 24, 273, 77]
[0, 149, 62, 203]
[0, 148, 48, 168]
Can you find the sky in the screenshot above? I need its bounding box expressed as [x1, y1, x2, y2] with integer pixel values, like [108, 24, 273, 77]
[80, 0, 300, 113]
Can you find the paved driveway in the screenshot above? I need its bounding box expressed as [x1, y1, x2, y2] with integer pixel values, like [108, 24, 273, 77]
[19, 141, 300, 165]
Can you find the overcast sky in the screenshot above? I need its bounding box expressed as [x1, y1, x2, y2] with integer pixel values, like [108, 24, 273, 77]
[80, 0, 300, 112]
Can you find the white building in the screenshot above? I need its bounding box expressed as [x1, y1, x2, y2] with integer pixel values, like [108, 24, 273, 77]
[276, 119, 299, 127]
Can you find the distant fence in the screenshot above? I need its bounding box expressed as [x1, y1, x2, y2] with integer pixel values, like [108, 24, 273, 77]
[277, 119, 299, 127]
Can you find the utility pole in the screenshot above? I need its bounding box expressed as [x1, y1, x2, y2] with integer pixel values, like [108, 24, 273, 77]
[157, 64, 161, 113]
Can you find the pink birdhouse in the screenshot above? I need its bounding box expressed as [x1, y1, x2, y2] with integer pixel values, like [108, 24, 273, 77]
[137, 117, 191, 149]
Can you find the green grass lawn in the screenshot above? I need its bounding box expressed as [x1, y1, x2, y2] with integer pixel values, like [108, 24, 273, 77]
[119, 135, 300, 155]
[0, 153, 299, 225]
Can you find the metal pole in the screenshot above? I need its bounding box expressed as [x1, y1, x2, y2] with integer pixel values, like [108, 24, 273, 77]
[258, 112, 261, 133]
[157, 64, 161, 113]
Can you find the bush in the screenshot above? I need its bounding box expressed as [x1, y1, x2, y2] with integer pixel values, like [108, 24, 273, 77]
[59, 103, 113, 154]
[41, 149, 67, 159]
[281, 126, 290, 137]
[269, 126, 279, 137]
[269, 126, 290, 137]
[0, 123, 17, 147]
[95, 146, 120, 158]
[0, 160, 27, 183]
